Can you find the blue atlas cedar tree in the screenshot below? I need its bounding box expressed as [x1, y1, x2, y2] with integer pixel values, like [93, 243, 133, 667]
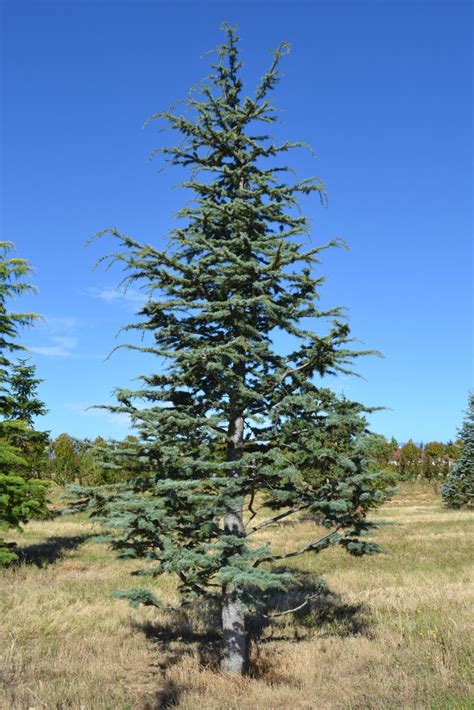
[442, 393, 474, 509]
[78, 24, 392, 674]
[0, 242, 49, 566]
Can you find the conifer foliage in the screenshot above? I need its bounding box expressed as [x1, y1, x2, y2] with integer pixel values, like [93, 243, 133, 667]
[84, 26, 391, 673]
[442, 393, 474, 508]
[0, 242, 49, 565]
[3, 359, 50, 478]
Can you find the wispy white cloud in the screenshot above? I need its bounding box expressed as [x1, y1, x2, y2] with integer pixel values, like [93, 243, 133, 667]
[44, 316, 78, 334]
[87, 286, 146, 311]
[31, 335, 79, 358]
[29, 315, 80, 358]
[64, 401, 131, 427]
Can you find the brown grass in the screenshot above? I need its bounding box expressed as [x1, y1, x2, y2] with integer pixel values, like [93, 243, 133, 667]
[1, 482, 472, 709]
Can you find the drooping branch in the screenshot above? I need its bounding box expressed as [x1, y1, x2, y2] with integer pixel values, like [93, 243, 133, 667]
[246, 476, 258, 527]
[246, 504, 309, 535]
[253, 527, 342, 567]
[266, 592, 321, 618]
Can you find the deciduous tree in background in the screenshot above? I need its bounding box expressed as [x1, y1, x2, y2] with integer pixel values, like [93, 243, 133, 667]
[399, 440, 422, 479]
[422, 441, 449, 480]
[445, 439, 464, 461]
[48, 433, 82, 484]
[50, 434, 147, 485]
[80, 26, 391, 673]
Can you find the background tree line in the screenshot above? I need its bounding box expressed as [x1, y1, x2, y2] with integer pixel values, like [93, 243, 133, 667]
[4, 355, 466, 489]
[2, 349, 466, 491]
[363, 434, 464, 482]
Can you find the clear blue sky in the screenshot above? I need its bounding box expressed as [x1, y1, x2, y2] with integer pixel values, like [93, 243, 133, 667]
[1, 0, 472, 443]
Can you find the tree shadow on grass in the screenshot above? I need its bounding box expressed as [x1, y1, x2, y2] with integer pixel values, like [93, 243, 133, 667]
[248, 571, 371, 645]
[13, 534, 90, 567]
[134, 601, 221, 709]
[245, 571, 372, 681]
[134, 574, 372, 707]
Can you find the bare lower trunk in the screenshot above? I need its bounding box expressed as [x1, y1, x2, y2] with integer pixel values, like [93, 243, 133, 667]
[221, 578, 246, 674]
[221, 409, 246, 674]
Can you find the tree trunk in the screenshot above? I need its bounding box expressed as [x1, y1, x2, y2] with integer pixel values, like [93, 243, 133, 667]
[221, 579, 246, 674]
[221, 409, 246, 674]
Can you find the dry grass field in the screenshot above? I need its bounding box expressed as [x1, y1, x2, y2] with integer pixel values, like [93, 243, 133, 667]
[1, 483, 472, 709]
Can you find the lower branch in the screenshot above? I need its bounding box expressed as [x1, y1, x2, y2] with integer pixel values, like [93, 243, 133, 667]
[254, 527, 342, 567]
[246, 504, 309, 535]
[266, 592, 321, 618]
